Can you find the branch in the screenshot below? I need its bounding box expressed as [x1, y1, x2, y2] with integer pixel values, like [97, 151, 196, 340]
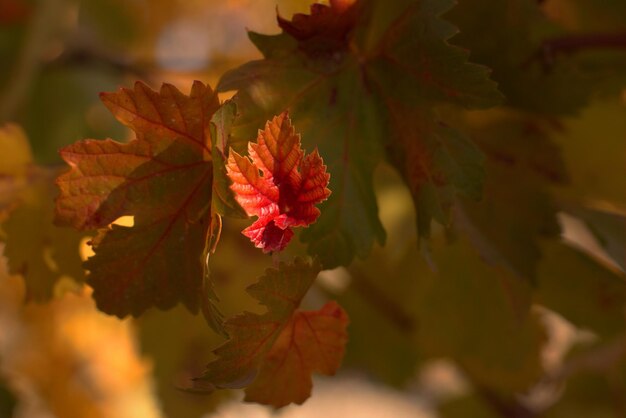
[527, 32, 626, 70]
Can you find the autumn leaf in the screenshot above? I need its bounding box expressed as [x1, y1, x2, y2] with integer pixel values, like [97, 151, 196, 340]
[54, 81, 221, 319]
[245, 301, 348, 406]
[218, 0, 502, 267]
[195, 258, 349, 408]
[226, 111, 331, 253]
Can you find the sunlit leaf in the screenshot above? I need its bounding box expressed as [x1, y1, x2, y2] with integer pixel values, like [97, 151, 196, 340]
[226, 111, 331, 252]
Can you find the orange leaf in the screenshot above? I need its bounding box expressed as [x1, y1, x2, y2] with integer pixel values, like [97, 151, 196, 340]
[196, 258, 349, 407]
[245, 301, 348, 407]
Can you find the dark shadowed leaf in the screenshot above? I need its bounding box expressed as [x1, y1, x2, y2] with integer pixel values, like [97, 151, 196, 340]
[536, 241, 626, 338]
[218, 0, 502, 266]
[55, 81, 222, 321]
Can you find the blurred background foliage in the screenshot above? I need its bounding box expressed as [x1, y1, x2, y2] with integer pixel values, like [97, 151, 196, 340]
[0, 0, 625, 417]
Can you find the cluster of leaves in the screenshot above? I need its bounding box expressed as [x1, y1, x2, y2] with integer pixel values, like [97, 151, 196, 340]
[1, 0, 625, 415]
[51, 79, 345, 406]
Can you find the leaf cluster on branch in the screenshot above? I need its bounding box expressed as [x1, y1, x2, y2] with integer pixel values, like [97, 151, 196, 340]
[0, 0, 625, 414]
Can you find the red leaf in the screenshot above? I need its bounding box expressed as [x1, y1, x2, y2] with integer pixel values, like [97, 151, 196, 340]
[226, 111, 331, 252]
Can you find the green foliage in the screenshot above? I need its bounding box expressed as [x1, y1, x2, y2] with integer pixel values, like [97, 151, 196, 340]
[219, 0, 501, 267]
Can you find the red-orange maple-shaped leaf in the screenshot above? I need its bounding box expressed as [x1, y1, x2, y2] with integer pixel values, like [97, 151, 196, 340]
[195, 258, 349, 408]
[55, 81, 221, 318]
[226, 111, 330, 253]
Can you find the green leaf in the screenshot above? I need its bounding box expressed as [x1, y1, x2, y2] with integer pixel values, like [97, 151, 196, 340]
[218, 0, 501, 267]
[339, 255, 420, 386]
[536, 241, 626, 339]
[388, 113, 485, 237]
[209, 101, 246, 219]
[455, 111, 563, 281]
[447, 0, 626, 115]
[414, 238, 545, 393]
[554, 99, 626, 207]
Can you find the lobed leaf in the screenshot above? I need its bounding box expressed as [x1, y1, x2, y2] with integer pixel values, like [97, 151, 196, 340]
[218, 0, 502, 266]
[55, 81, 222, 319]
[226, 111, 331, 253]
[414, 238, 546, 393]
[245, 301, 348, 406]
[448, 0, 626, 115]
[454, 111, 564, 281]
[196, 258, 349, 408]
